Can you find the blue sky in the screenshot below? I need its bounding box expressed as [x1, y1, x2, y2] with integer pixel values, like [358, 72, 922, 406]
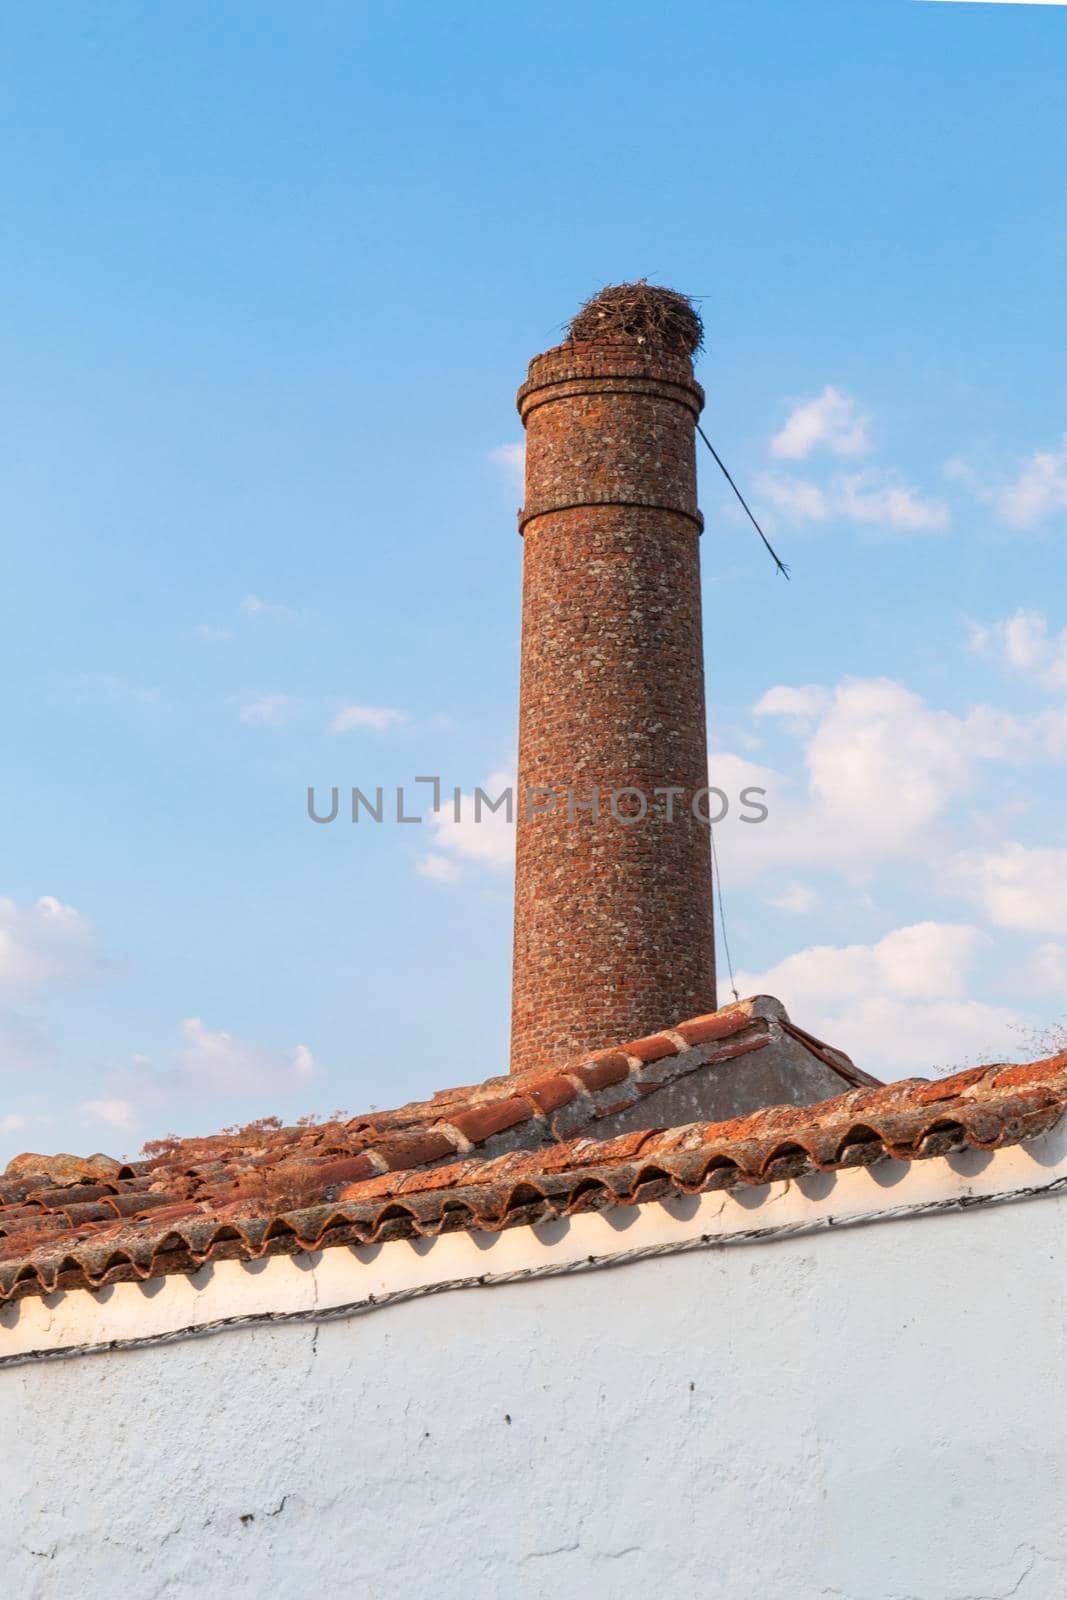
[2, 0, 1066, 1162]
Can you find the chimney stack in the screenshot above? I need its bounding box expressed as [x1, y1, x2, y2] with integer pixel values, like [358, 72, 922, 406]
[510, 283, 717, 1076]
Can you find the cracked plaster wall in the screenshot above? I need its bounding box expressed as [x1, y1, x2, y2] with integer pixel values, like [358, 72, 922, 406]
[2, 1188, 1067, 1599]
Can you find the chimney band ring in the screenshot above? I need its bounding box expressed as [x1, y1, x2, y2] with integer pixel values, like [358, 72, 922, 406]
[517, 498, 704, 536]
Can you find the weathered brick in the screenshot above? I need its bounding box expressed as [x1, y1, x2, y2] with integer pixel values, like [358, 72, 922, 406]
[509, 298, 718, 1077]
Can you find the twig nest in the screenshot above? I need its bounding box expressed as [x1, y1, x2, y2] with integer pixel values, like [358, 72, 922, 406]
[567, 280, 703, 356]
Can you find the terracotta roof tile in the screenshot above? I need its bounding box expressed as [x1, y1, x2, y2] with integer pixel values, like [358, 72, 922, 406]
[3, 999, 1059, 1308]
[447, 1097, 540, 1145]
[523, 1073, 579, 1114]
[570, 1051, 632, 1091]
[674, 1010, 752, 1048]
[618, 1033, 679, 1065]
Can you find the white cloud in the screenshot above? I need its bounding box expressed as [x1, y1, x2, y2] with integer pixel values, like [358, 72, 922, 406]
[708, 750, 782, 807]
[943, 455, 976, 486]
[711, 676, 1035, 887]
[969, 609, 1067, 690]
[0, 896, 98, 997]
[761, 471, 947, 533]
[81, 1098, 138, 1134]
[427, 769, 516, 874]
[0, 899, 100, 1089]
[175, 1018, 315, 1094]
[995, 436, 1067, 529]
[417, 853, 463, 884]
[736, 922, 1021, 1078]
[771, 387, 872, 461]
[489, 442, 525, 486]
[1034, 943, 1067, 993]
[753, 685, 830, 725]
[238, 693, 300, 727]
[834, 473, 948, 532]
[330, 704, 406, 734]
[1035, 707, 1067, 760]
[0, 1014, 55, 1077]
[0, 1113, 26, 1137]
[240, 594, 298, 620]
[766, 882, 820, 915]
[200, 594, 300, 638]
[949, 843, 1067, 935]
[83, 1022, 317, 1140]
[763, 394, 945, 533]
[702, 750, 795, 883]
[804, 679, 1003, 852]
[760, 475, 830, 520]
[706, 750, 781, 849]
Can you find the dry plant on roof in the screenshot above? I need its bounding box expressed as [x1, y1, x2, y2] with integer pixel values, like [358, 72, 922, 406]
[567, 280, 703, 355]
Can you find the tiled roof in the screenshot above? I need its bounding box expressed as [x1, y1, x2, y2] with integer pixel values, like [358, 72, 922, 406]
[2, 998, 1064, 1306]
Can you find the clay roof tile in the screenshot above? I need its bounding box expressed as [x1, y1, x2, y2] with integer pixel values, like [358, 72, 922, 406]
[3, 1010, 1062, 1308]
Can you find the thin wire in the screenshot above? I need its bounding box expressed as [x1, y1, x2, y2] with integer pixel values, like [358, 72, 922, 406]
[696, 423, 791, 580]
[13, 1177, 1064, 1369]
[709, 823, 740, 1002]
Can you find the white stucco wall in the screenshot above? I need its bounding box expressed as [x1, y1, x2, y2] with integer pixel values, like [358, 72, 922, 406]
[3, 1133, 1067, 1599]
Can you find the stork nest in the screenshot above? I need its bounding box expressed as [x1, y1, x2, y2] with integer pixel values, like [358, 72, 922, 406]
[566, 280, 703, 356]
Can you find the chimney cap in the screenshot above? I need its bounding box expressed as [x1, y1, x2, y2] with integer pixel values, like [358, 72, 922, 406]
[566, 279, 703, 357]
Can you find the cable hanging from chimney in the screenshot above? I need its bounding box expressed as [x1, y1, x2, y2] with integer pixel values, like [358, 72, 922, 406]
[696, 424, 790, 580]
[708, 823, 740, 1004]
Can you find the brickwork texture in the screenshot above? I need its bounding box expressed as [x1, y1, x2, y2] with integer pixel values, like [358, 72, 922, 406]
[510, 299, 717, 1075]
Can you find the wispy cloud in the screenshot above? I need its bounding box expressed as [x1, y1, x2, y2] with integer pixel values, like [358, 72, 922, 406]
[753, 684, 830, 726]
[713, 674, 1038, 887]
[759, 476, 829, 520]
[93, 1021, 317, 1137]
[948, 843, 1067, 935]
[426, 769, 516, 875]
[834, 473, 949, 531]
[1034, 944, 1067, 992]
[0, 895, 100, 998]
[238, 693, 300, 727]
[770, 387, 872, 461]
[948, 437, 1067, 530]
[765, 881, 820, 916]
[762, 470, 948, 532]
[969, 609, 1067, 689]
[197, 594, 301, 639]
[178, 1018, 314, 1091]
[764, 387, 947, 533]
[330, 704, 405, 734]
[81, 1097, 139, 1133]
[736, 922, 1021, 1077]
[995, 436, 1067, 529]
[240, 593, 299, 620]
[489, 442, 525, 486]
[0, 897, 102, 1088]
[416, 853, 463, 885]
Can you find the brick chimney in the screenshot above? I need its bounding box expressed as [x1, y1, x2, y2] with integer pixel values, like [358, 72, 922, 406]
[510, 283, 717, 1076]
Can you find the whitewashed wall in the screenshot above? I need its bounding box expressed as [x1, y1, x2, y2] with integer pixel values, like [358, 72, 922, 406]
[3, 1142, 1067, 1600]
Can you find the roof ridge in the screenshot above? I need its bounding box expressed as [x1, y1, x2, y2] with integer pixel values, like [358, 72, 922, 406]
[2, 1046, 1065, 1305]
[2, 1049, 1067, 1299]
